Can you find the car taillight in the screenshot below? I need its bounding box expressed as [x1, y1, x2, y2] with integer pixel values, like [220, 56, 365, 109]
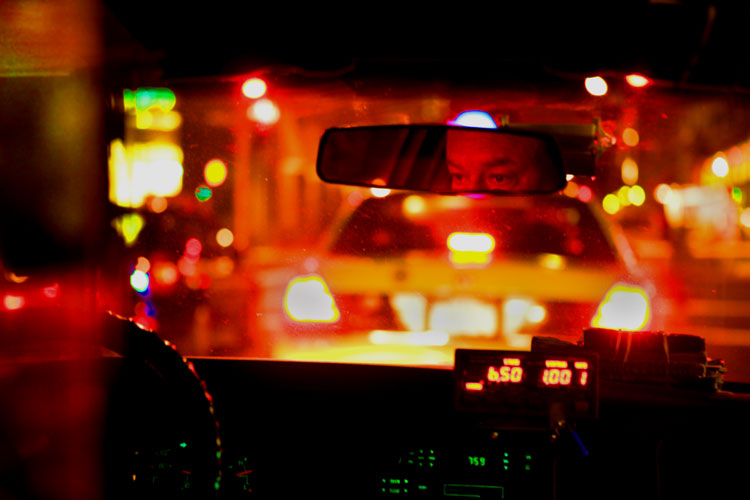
[284, 275, 340, 322]
[591, 282, 650, 331]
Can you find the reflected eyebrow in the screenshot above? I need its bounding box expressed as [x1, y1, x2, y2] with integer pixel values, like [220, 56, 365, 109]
[482, 157, 517, 168]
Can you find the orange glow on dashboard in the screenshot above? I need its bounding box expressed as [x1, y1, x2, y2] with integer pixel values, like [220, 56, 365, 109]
[503, 357, 521, 366]
[545, 360, 568, 368]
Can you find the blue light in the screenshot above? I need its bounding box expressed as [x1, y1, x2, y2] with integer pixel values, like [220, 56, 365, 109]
[449, 111, 498, 129]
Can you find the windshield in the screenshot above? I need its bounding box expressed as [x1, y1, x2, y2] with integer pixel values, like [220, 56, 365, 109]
[2, 3, 750, 383]
[89, 71, 750, 381]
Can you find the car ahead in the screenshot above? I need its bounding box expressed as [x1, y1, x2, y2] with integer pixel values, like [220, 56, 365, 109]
[3, 3, 750, 500]
[259, 191, 657, 364]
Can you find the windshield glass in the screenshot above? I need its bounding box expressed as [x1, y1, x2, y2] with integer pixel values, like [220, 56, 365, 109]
[96, 70, 750, 381]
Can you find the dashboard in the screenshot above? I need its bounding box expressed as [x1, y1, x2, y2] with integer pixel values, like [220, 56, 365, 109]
[184, 354, 750, 500]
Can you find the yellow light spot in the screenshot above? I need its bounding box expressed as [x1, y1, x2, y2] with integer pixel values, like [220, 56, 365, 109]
[370, 187, 391, 198]
[625, 74, 651, 88]
[602, 194, 620, 215]
[654, 183, 671, 204]
[112, 213, 145, 247]
[712, 156, 729, 177]
[7, 273, 28, 284]
[242, 77, 267, 99]
[284, 275, 339, 322]
[216, 228, 234, 248]
[3, 295, 25, 311]
[403, 195, 426, 216]
[628, 185, 646, 206]
[538, 253, 566, 270]
[247, 99, 280, 125]
[584, 76, 608, 96]
[621, 157, 639, 185]
[617, 186, 632, 206]
[622, 128, 640, 147]
[204, 159, 228, 187]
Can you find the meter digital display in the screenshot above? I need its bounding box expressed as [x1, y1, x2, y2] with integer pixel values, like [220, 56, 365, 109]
[455, 349, 598, 418]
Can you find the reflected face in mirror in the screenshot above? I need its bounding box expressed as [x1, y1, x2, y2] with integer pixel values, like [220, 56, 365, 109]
[446, 129, 546, 192]
[316, 125, 566, 194]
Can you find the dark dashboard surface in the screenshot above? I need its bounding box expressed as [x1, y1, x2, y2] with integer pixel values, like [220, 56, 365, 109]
[184, 357, 750, 500]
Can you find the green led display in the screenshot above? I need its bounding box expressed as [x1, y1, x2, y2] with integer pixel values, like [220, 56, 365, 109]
[179, 442, 187, 449]
[468, 456, 486, 467]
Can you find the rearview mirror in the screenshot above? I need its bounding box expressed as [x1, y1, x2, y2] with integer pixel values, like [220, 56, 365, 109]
[316, 125, 566, 194]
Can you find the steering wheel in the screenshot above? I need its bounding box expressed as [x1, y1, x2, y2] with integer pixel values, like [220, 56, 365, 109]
[0, 304, 222, 499]
[100, 312, 222, 499]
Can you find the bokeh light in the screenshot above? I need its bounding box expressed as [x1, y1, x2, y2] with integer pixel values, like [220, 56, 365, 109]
[621, 158, 639, 185]
[654, 183, 672, 204]
[625, 74, 651, 88]
[204, 159, 228, 187]
[242, 78, 267, 99]
[622, 128, 640, 147]
[602, 194, 620, 214]
[712, 156, 729, 177]
[628, 185, 646, 206]
[577, 185, 593, 203]
[3, 295, 25, 311]
[585, 77, 608, 96]
[247, 99, 280, 125]
[741, 208, 750, 228]
[195, 185, 213, 202]
[130, 270, 150, 294]
[403, 195, 426, 215]
[216, 228, 234, 248]
[149, 196, 168, 213]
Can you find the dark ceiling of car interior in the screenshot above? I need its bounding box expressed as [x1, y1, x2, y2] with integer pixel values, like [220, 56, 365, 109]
[102, 2, 749, 90]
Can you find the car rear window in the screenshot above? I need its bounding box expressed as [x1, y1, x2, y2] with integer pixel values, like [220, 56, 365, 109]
[330, 195, 618, 264]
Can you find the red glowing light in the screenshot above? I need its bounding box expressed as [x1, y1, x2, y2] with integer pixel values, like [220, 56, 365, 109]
[625, 74, 651, 88]
[503, 357, 521, 366]
[580, 371, 589, 386]
[574, 361, 589, 370]
[465, 382, 484, 391]
[488, 366, 523, 383]
[42, 284, 59, 299]
[545, 360, 568, 369]
[577, 185, 593, 203]
[542, 368, 572, 386]
[185, 238, 202, 258]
